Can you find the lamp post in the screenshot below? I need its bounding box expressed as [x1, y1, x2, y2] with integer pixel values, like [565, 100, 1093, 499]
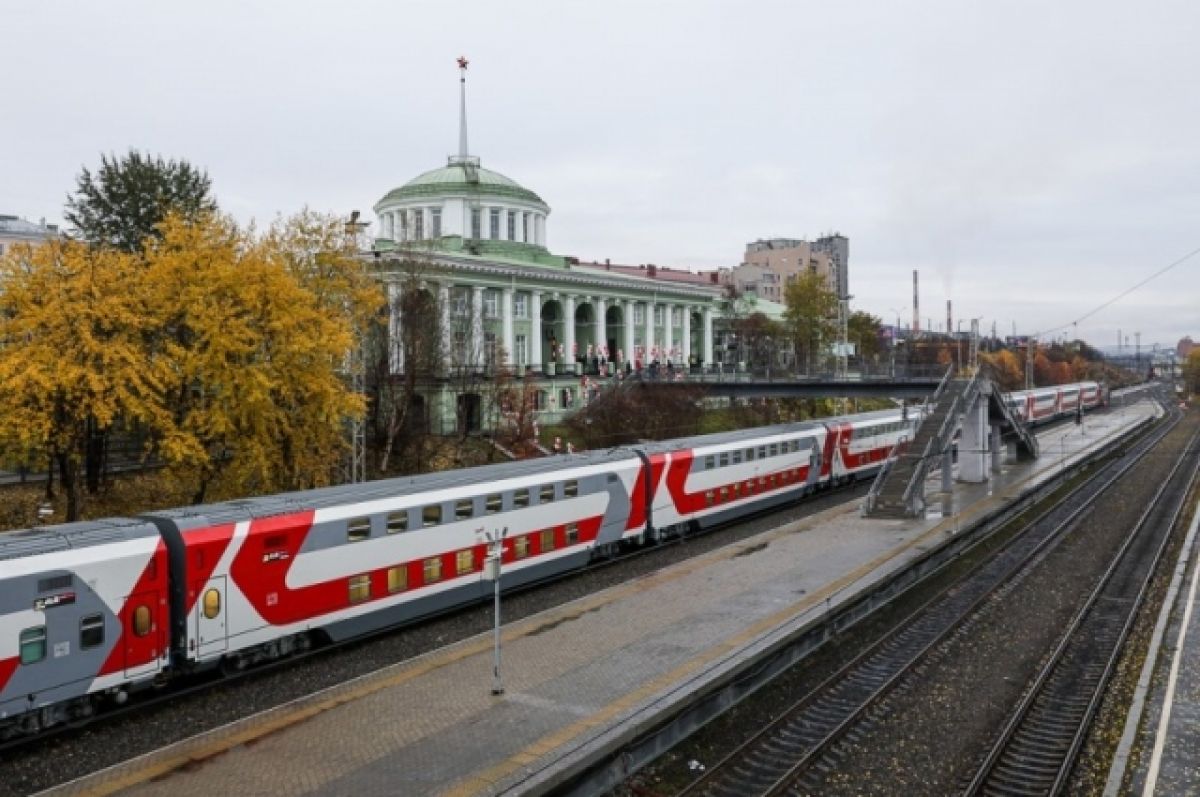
[483, 526, 508, 695]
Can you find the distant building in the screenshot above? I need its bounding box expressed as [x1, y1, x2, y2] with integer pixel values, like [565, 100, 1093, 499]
[1178, 337, 1195, 359]
[728, 234, 849, 303]
[0, 215, 59, 256]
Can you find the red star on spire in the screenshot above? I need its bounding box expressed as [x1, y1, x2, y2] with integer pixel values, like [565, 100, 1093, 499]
[457, 56, 469, 70]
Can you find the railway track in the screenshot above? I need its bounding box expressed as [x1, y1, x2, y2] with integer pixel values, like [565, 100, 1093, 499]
[675, 410, 1181, 797]
[963, 426, 1200, 795]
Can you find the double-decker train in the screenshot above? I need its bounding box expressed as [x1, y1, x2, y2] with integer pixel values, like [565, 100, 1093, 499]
[0, 382, 1102, 739]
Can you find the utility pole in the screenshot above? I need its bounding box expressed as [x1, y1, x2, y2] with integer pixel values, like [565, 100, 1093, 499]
[1026, 335, 1036, 389]
[483, 527, 508, 695]
[343, 211, 369, 484]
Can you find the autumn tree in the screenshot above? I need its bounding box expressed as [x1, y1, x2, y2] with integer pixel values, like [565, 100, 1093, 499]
[143, 213, 368, 503]
[1183, 349, 1200, 395]
[65, 150, 216, 253]
[783, 271, 838, 373]
[728, 312, 786, 369]
[0, 241, 171, 520]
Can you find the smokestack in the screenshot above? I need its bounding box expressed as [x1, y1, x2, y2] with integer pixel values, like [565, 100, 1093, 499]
[913, 270, 920, 334]
[947, 300, 952, 335]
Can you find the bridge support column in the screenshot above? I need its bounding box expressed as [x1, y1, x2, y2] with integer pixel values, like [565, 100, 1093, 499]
[942, 449, 953, 494]
[991, 426, 1003, 473]
[959, 394, 990, 483]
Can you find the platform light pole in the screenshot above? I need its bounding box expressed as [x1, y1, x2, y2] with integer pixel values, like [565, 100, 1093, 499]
[483, 527, 508, 695]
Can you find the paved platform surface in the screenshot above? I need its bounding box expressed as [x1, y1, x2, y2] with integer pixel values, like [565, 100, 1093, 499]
[48, 403, 1158, 797]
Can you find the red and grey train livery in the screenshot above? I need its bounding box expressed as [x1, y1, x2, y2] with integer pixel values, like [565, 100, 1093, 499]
[1003, 381, 1105, 424]
[0, 386, 1098, 739]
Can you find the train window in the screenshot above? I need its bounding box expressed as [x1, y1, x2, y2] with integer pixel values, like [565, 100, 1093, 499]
[387, 511, 408, 534]
[759, 476, 767, 487]
[770, 444, 779, 457]
[202, 588, 221, 619]
[705, 490, 715, 507]
[347, 517, 371, 542]
[132, 605, 152, 637]
[513, 488, 530, 508]
[720, 486, 729, 501]
[758, 446, 767, 459]
[540, 529, 555, 552]
[745, 449, 754, 461]
[732, 483, 740, 497]
[387, 566, 407, 594]
[456, 499, 474, 520]
[732, 451, 742, 464]
[456, 550, 474, 575]
[513, 536, 530, 559]
[704, 456, 715, 470]
[348, 574, 371, 604]
[719, 453, 729, 467]
[423, 505, 442, 527]
[565, 480, 578, 498]
[19, 627, 46, 664]
[540, 484, 555, 503]
[80, 614, 104, 649]
[566, 522, 579, 545]
[264, 534, 288, 549]
[486, 494, 503, 514]
[423, 557, 442, 583]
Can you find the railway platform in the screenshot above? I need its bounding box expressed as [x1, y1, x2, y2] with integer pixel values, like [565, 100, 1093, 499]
[47, 402, 1160, 797]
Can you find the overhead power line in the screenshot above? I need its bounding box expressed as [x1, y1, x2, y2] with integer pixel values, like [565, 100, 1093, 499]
[1032, 244, 1200, 340]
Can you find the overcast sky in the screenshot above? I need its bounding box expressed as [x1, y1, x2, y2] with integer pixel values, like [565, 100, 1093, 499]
[4, 0, 1197, 350]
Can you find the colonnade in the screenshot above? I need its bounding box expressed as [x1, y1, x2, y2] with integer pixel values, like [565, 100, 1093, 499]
[387, 282, 715, 374]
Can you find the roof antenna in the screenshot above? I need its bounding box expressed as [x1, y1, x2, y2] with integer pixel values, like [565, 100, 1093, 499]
[457, 55, 470, 160]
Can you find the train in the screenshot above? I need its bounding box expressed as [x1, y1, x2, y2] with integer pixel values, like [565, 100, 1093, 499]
[0, 381, 1103, 739]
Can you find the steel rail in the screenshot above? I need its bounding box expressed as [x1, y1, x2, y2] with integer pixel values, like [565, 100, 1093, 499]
[964, 422, 1200, 796]
[676, 412, 1177, 797]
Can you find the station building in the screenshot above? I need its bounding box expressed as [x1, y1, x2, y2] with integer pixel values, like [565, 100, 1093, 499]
[369, 64, 724, 434]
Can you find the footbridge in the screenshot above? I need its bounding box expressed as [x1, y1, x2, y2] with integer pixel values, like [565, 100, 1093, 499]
[863, 367, 1040, 519]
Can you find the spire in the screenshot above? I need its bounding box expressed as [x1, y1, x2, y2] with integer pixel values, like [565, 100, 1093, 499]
[457, 56, 470, 159]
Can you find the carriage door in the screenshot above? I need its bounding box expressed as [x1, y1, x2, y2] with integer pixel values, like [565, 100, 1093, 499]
[123, 590, 164, 679]
[195, 576, 229, 656]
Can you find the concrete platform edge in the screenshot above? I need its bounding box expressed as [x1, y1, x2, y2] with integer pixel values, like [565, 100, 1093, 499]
[507, 414, 1158, 796]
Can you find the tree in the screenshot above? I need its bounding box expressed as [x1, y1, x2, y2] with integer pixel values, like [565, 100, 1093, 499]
[729, 312, 786, 369]
[847, 311, 883, 363]
[1184, 350, 1200, 396]
[65, 150, 216, 253]
[0, 240, 171, 520]
[782, 271, 837, 373]
[143, 213, 367, 503]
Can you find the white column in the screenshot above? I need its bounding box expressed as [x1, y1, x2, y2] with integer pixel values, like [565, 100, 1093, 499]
[624, 299, 635, 364]
[663, 303, 674, 364]
[423, 208, 432, 241]
[471, 286, 485, 367]
[564, 294, 577, 373]
[387, 283, 402, 374]
[531, 290, 543, 370]
[595, 298, 607, 360]
[438, 283, 452, 371]
[703, 307, 714, 365]
[644, 301, 656, 362]
[536, 215, 545, 246]
[682, 306, 692, 365]
[501, 287, 515, 366]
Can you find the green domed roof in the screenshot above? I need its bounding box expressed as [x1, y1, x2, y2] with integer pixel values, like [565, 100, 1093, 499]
[378, 161, 547, 208]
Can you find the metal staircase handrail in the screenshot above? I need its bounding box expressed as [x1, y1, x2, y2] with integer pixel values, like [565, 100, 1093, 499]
[898, 372, 980, 510]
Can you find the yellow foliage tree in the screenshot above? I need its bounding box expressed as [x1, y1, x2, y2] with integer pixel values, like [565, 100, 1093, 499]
[144, 213, 370, 503]
[0, 241, 171, 520]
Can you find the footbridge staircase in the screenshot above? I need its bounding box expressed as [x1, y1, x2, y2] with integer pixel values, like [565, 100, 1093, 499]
[864, 367, 1039, 519]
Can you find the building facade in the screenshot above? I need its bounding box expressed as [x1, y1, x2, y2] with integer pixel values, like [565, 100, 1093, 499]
[729, 234, 849, 302]
[370, 63, 722, 434]
[0, 215, 59, 256]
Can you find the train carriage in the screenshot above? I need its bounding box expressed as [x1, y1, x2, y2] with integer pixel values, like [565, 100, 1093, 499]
[640, 422, 829, 534]
[146, 451, 646, 671]
[0, 519, 169, 737]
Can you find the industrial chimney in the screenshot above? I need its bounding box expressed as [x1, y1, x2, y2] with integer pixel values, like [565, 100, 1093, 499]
[946, 300, 952, 336]
[912, 270, 920, 335]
